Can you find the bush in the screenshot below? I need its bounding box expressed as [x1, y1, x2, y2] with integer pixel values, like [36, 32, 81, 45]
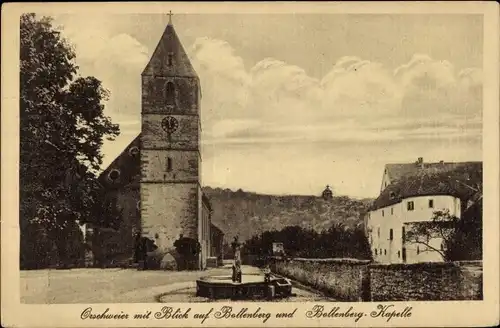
[174, 236, 201, 270]
[243, 225, 372, 260]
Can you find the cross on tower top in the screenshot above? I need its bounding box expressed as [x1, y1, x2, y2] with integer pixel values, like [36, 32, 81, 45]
[168, 10, 173, 25]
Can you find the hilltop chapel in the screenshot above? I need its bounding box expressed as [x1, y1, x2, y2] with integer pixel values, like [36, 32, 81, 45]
[87, 15, 224, 270]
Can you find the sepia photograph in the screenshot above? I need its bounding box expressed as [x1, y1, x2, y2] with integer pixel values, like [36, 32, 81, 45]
[2, 2, 499, 327]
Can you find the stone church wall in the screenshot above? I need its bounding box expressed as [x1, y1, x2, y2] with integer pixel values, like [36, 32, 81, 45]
[142, 76, 198, 114]
[141, 115, 199, 151]
[91, 186, 140, 267]
[141, 183, 199, 252]
[141, 150, 198, 181]
[92, 21, 209, 271]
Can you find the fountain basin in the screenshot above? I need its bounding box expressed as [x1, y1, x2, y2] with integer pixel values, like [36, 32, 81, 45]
[196, 274, 292, 300]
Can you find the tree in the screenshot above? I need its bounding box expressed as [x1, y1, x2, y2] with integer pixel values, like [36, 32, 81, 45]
[222, 241, 234, 259]
[280, 225, 304, 256]
[20, 13, 120, 268]
[242, 224, 372, 260]
[405, 210, 457, 261]
[404, 166, 483, 262]
[446, 198, 482, 261]
[174, 235, 201, 270]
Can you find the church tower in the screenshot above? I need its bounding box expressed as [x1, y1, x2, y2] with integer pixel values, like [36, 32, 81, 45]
[140, 14, 205, 263]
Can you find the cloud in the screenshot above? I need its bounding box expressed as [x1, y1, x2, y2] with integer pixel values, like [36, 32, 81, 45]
[248, 58, 322, 124]
[48, 14, 482, 169]
[208, 119, 263, 139]
[458, 67, 482, 87]
[190, 37, 250, 125]
[191, 37, 249, 84]
[395, 54, 482, 117]
[320, 56, 402, 120]
[52, 14, 148, 168]
[250, 58, 321, 100]
[394, 53, 456, 89]
[189, 39, 482, 146]
[53, 14, 148, 123]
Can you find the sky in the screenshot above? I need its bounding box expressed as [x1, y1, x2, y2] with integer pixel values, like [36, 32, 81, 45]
[47, 13, 483, 198]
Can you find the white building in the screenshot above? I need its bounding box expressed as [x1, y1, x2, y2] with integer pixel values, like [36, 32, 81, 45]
[366, 158, 481, 264]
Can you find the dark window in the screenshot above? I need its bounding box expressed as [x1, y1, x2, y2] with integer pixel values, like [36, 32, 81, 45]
[389, 191, 395, 199]
[377, 227, 380, 238]
[166, 82, 175, 105]
[129, 146, 139, 157]
[417, 246, 420, 255]
[407, 201, 414, 211]
[167, 157, 173, 172]
[398, 251, 401, 258]
[384, 249, 387, 255]
[402, 227, 406, 243]
[108, 169, 120, 181]
[440, 243, 444, 251]
[167, 53, 173, 66]
[375, 249, 377, 255]
[389, 229, 393, 240]
[382, 210, 384, 217]
[188, 159, 197, 169]
[391, 207, 394, 215]
[429, 199, 434, 208]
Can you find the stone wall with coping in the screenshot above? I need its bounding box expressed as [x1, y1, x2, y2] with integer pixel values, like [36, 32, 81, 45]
[270, 257, 482, 301]
[270, 257, 371, 301]
[369, 260, 482, 301]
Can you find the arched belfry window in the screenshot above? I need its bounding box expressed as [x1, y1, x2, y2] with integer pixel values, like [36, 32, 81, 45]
[166, 82, 175, 106]
[167, 52, 174, 66]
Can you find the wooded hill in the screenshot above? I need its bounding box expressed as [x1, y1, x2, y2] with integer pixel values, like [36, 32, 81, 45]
[202, 187, 373, 242]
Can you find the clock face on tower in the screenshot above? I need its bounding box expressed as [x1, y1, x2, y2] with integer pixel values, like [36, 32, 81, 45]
[161, 116, 179, 133]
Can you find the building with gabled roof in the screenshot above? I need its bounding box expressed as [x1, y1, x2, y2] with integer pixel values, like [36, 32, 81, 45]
[379, 157, 481, 193]
[367, 158, 482, 264]
[88, 16, 222, 270]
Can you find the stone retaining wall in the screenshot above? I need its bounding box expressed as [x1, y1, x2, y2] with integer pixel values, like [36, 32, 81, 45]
[369, 260, 483, 301]
[270, 257, 371, 301]
[270, 257, 482, 301]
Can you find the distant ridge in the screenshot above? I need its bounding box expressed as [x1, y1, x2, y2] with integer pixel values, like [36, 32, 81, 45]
[202, 186, 373, 242]
[202, 186, 373, 200]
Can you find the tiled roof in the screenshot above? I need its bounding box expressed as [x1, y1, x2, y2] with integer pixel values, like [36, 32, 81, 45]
[98, 135, 141, 189]
[142, 22, 198, 78]
[465, 190, 483, 212]
[202, 192, 212, 211]
[372, 162, 482, 210]
[99, 133, 211, 204]
[210, 223, 224, 236]
[385, 161, 479, 182]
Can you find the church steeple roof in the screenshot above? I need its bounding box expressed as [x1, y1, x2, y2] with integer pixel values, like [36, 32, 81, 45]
[142, 14, 198, 78]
